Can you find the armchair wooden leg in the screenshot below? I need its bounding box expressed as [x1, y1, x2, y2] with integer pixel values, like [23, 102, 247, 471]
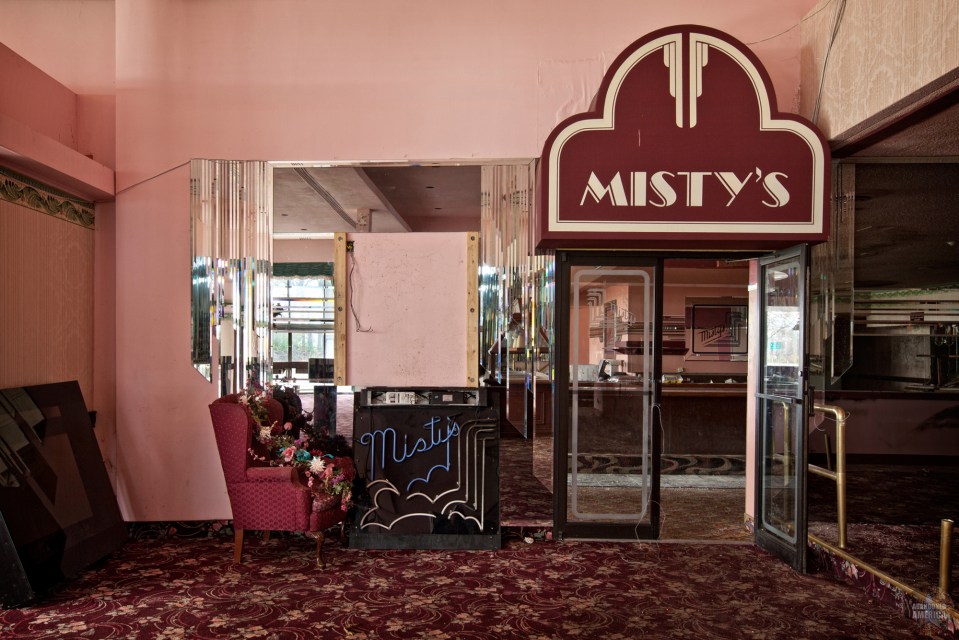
[314, 531, 326, 568]
[234, 529, 244, 563]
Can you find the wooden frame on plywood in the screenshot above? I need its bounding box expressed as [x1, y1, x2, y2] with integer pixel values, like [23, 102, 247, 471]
[334, 233, 347, 386]
[466, 232, 479, 387]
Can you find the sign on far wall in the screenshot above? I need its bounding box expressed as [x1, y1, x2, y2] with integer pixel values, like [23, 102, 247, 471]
[687, 298, 748, 360]
[537, 25, 830, 251]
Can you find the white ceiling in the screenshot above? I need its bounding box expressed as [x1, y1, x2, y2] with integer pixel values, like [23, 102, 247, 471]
[273, 164, 481, 235]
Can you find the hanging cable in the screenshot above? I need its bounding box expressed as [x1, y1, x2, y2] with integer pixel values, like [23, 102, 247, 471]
[812, 0, 848, 125]
[115, 160, 190, 196]
[348, 251, 373, 333]
[746, 0, 837, 45]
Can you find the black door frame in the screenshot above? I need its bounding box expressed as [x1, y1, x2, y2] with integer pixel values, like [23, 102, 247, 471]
[552, 250, 663, 539]
[753, 244, 811, 571]
[552, 250, 759, 540]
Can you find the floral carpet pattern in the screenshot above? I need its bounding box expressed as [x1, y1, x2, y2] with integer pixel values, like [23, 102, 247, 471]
[2, 536, 950, 639]
[499, 438, 553, 528]
[807, 462, 959, 637]
[808, 463, 959, 599]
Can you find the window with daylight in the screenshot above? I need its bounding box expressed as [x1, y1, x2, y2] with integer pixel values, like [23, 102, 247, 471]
[271, 275, 335, 386]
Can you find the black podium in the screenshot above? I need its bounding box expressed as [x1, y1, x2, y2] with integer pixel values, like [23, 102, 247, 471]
[350, 388, 500, 550]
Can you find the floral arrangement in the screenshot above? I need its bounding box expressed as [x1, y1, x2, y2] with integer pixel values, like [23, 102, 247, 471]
[240, 386, 355, 512]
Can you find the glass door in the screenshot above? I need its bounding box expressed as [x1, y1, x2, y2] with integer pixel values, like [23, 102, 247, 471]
[754, 246, 809, 570]
[554, 254, 661, 539]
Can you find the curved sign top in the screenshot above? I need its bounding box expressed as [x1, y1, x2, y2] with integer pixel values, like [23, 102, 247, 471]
[537, 26, 830, 251]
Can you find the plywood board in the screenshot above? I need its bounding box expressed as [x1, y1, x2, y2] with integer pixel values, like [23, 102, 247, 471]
[345, 232, 469, 388]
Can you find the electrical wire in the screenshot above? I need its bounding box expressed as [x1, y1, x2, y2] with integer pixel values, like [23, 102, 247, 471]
[812, 0, 848, 125]
[115, 160, 190, 196]
[348, 251, 373, 333]
[745, 0, 838, 45]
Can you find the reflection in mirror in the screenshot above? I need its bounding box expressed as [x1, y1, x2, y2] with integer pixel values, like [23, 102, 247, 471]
[480, 164, 554, 439]
[810, 163, 854, 388]
[190, 159, 273, 394]
[190, 161, 214, 381]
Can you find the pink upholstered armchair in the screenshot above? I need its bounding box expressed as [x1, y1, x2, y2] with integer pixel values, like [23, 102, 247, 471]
[209, 399, 345, 567]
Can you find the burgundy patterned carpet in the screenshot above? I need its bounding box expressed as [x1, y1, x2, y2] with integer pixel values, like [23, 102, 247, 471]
[2, 535, 950, 639]
[500, 438, 552, 528]
[808, 462, 959, 604]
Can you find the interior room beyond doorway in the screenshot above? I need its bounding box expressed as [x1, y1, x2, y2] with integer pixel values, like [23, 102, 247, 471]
[658, 258, 751, 540]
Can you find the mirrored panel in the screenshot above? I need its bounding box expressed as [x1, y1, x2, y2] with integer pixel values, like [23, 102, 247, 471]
[479, 164, 553, 438]
[190, 160, 273, 394]
[190, 160, 214, 381]
[810, 163, 854, 387]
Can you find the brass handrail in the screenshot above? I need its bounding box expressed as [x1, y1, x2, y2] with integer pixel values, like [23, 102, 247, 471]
[809, 403, 848, 549]
[940, 518, 954, 599]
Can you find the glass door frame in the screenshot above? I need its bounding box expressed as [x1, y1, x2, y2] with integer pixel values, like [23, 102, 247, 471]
[553, 251, 664, 540]
[753, 244, 810, 571]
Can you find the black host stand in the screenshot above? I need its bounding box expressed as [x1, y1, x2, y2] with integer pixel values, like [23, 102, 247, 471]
[350, 388, 500, 550]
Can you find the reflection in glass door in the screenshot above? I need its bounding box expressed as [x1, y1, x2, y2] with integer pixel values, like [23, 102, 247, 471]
[555, 256, 660, 539]
[755, 246, 808, 570]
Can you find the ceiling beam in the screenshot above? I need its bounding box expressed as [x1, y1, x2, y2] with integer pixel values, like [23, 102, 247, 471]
[352, 167, 413, 232]
[293, 167, 356, 229]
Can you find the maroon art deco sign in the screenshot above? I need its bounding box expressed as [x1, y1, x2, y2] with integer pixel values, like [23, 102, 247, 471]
[537, 25, 830, 251]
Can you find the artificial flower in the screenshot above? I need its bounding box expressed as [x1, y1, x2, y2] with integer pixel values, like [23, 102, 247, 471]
[310, 456, 327, 475]
[243, 384, 355, 513]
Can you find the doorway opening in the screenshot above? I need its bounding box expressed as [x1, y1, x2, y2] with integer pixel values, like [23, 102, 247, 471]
[553, 252, 757, 542]
[269, 269, 335, 416]
[658, 258, 751, 541]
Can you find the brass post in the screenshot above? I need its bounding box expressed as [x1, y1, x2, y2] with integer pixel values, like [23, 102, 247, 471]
[812, 403, 848, 550]
[834, 407, 847, 550]
[940, 518, 954, 599]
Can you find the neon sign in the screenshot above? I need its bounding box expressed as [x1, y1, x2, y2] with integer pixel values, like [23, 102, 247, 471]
[358, 415, 461, 491]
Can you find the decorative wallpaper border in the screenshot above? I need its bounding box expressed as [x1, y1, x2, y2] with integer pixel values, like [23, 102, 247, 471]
[0, 167, 95, 228]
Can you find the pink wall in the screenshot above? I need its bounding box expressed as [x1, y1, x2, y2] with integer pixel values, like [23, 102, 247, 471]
[2, 0, 816, 521]
[113, 1, 815, 190]
[0, 1, 116, 169]
[0, 44, 77, 150]
[0, 30, 117, 493]
[0, 0, 115, 96]
[662, 265, 750, 372]
[114, 166, 233, 519]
